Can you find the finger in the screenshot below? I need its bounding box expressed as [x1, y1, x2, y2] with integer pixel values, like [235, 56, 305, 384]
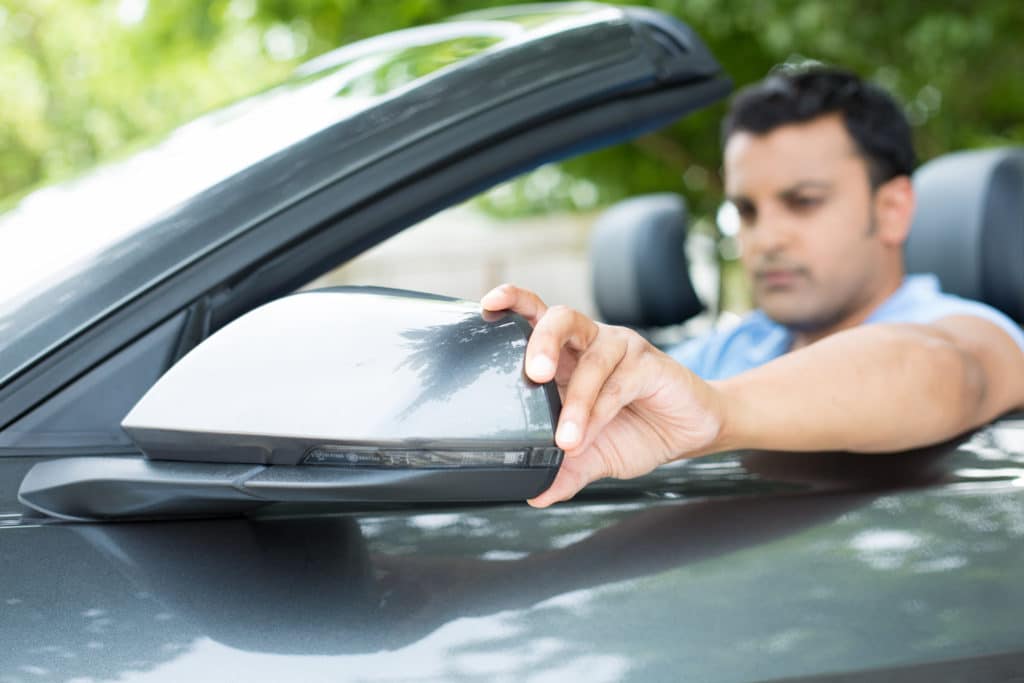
[480, 283, 548, 325]
[576, 366, 644, 455]
[573, 337, 650, 454]
[525, 305, 600, 384]
[527, 454, 607, 508]
[554, 328, 629, 450]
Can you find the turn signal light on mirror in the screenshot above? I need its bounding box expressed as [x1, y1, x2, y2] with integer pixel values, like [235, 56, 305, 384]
[303, 446, 563, 469]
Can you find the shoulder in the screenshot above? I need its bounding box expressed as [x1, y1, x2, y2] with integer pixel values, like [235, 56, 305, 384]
[875, 275, 1024, 352]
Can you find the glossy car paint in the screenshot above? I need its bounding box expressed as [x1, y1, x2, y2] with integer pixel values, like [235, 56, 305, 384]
[3, 417, 1024, 679]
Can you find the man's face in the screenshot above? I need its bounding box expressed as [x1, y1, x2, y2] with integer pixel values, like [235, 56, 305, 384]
[724, 114, 892, 332]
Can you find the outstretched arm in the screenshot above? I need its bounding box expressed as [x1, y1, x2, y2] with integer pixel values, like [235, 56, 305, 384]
[713, 315, 1024, 453]
[481, 285, 1024, 508]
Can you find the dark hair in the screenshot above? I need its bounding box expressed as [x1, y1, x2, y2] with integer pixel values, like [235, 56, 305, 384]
[722, 66, 916, 188]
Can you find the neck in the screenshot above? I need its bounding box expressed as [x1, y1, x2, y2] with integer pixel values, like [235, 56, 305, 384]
[789, 269, 905, 351]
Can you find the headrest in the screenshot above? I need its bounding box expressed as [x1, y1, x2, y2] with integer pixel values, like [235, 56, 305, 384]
[905, 147, 1024, 324]
[589, 193, 704, 328]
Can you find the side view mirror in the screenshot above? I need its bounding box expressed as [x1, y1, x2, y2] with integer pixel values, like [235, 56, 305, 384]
[19, 287, 563, 520]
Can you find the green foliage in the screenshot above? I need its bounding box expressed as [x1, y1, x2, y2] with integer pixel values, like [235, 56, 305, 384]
[2, 0, 1022, 218]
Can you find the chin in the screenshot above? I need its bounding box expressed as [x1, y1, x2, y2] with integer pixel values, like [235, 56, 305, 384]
[757, 296, 833, 332]
[763, 306, 845, 334]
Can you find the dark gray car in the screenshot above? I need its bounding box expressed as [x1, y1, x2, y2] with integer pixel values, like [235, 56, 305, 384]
[2, 4, 1024, 681]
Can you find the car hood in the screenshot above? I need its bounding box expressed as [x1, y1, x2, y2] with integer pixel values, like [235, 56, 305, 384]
[2, 416, 1024, 681]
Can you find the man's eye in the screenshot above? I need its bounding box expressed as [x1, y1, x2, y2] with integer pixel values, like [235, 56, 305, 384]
[787, 196, 824, 211]
[736, 204, 756, 224]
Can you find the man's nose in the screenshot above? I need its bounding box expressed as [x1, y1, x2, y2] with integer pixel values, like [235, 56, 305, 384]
[743, 211, 797, 256]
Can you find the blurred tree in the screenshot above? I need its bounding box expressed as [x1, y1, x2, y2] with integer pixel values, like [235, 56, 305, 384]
[1, 0, 1022, 219]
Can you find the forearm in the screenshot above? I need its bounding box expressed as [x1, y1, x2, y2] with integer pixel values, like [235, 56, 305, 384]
[708, 323, 988, 454]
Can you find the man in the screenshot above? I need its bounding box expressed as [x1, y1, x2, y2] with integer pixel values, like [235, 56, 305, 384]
[480, 67, 1024, 508]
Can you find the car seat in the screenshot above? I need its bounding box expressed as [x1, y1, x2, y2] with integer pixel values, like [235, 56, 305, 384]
[589, 193, 704, 328]
[905, 146, 1024, 326]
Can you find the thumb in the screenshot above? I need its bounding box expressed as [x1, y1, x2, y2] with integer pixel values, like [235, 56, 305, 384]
[527, 453, 606, 508]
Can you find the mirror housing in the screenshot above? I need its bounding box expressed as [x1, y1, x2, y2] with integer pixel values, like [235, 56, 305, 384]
[19, 288, 563, 520]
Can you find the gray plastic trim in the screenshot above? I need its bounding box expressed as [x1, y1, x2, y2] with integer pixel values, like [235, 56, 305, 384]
[18, 456, 560, 521]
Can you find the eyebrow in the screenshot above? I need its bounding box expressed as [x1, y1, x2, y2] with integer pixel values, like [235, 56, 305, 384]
[778, 180, 833, 197]
[727, 180, 834, 206]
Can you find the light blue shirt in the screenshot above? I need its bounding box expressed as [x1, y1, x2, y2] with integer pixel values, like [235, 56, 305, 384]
[671, 274, 1024, 380]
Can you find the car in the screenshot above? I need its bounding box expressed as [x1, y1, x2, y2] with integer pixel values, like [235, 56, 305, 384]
[2, 3, 1024, 681]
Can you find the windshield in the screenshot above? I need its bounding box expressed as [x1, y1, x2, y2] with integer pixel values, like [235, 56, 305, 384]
[0, 25, 508, 307]
[0, 20, 561, 387]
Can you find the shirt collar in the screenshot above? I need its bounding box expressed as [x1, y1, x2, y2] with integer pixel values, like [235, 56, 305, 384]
[744, 310, 793, 364]
[865, 274, 941, 323]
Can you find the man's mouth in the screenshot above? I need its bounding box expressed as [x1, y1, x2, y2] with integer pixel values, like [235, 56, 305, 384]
[755, 269, 805, 289]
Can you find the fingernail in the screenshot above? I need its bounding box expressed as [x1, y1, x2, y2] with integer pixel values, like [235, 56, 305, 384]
[527, 354, 555, 379]
[482, 284, 510, 302]
[557, 420, 579, 446]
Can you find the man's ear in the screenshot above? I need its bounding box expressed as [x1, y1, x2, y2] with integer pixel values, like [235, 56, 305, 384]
[873, 175, 915, 246]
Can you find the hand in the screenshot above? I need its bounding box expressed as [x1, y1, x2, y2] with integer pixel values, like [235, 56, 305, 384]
[481, 284, 727, 507]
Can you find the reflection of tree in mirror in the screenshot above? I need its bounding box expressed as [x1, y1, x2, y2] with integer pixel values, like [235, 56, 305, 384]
[396, 314, 523, 418]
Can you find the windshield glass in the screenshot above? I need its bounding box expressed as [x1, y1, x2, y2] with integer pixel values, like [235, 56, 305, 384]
[0, 23, 510, 315]
[0, 22, 533, 387]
